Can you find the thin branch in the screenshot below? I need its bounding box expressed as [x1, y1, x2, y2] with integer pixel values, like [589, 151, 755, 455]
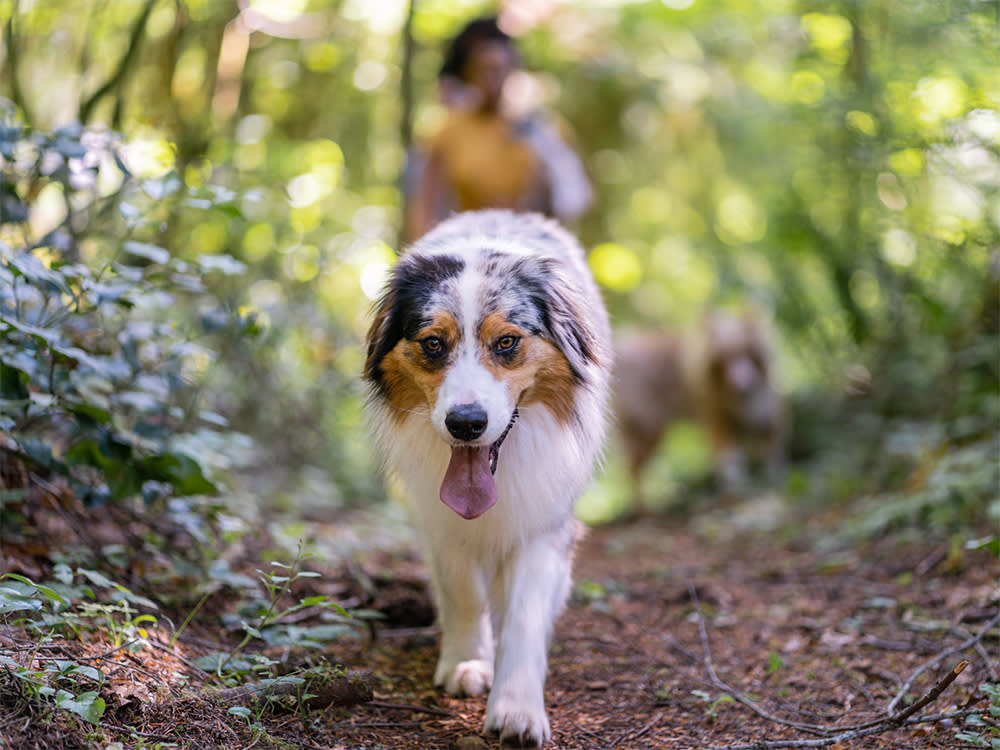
[398, 0, 416, 150]
[78, 0, 158, 123]
[686, 579, 829, 735]
[889, 659, 968, 725]
[366, 700, 450, 716]
[686, 579, 980, 749]
[612, 710, 662, 748]
[3, 0, 33, 124]
[65, 639, 140, 662]
[705, 707, 987, 749]
[887, 608, 1000, 715]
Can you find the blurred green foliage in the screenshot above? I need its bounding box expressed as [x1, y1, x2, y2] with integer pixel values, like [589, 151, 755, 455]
[1, 0, 997, 520]
[0, 123, 253, 506]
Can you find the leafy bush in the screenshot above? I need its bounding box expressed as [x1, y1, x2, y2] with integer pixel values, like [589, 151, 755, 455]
[0, 121, 256, 507]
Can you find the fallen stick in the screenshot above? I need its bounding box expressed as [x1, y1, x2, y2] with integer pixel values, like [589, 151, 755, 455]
[213, 668, 375, 710]
[686, 578, 980, 749]
[888, 659, 968, 725]
[887, 608, 999, 716]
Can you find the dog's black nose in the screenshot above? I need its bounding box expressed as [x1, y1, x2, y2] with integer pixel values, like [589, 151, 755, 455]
[445, 404, 488, 441]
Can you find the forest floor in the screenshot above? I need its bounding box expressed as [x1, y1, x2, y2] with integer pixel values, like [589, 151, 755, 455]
[1, 488, 997, 750]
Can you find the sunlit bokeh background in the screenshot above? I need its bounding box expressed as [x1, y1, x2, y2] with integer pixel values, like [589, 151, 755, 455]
[6, 0, 998, 523]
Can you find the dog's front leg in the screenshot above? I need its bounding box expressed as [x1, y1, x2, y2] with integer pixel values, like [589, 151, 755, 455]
[485, 528, 573, 746]
[428, 554, 494, 697]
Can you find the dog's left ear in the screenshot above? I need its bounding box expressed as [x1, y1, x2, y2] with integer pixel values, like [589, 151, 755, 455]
[523, 257, 602, 385]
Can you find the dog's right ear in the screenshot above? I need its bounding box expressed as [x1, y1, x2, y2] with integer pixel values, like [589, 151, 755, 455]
[364, 283, 400, 387]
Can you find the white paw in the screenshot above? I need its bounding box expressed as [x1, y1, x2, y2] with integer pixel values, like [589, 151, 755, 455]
[434, 658, 493, 697]
[485, 694, 550, 747]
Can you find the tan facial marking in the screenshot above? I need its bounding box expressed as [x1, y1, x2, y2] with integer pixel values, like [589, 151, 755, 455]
[516, 338, 577, 423]
[478, 312, 577, 424]
[379, 312, 460, 423]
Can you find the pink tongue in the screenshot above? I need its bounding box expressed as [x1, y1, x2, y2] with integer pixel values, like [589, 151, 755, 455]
[440, 446, 497, 519]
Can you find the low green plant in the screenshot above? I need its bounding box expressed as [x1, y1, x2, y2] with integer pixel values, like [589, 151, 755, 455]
[690, 688, 736, 721]
[2, 568, 159, 643]
[0, 569, 162, 727]
[194, 543, 355, 682]
[0, 655, 108, 725]
[227, 704, 266, 737]
[957, 683, 1000, 749]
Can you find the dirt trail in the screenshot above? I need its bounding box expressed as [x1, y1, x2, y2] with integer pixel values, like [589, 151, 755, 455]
[320, 515, 998, 749]
[1, 504, 996, 750]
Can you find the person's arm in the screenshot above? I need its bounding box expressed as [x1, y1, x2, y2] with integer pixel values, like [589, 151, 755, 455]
[520, 114, 592, 223]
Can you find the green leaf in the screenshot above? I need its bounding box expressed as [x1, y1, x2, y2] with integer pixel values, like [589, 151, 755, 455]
[198, 254, 247, 276]
[122, 241, 170, 265]
[1, 574, 69, 607]
[75, 568, 118, 590]
[0, 589, 44, 614]
[136, 452, 217, 496]
[15, 439, 67, 473]
[50, 660, 104, 684]
[65, 400, 112, 425]
[0, 313, 61, 343]
[54, 689, 106, 724]
[5, 253, 72, 294]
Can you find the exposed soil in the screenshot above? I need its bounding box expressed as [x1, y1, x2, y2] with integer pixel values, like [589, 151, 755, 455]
[0, 497, 997, 750]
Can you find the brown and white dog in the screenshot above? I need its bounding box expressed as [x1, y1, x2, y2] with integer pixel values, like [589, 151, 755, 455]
[364, 210, 611, 746]
[615, 309, 785, 501]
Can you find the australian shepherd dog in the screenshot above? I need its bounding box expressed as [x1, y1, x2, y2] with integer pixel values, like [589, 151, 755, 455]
[364, 210, 611, 746]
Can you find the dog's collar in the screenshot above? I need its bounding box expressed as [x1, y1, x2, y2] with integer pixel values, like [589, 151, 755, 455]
[488, 407, 519, 475]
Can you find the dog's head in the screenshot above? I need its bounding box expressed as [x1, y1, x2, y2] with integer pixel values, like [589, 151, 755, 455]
[364, 212, 605, 519]
[699, 309, 776, 424]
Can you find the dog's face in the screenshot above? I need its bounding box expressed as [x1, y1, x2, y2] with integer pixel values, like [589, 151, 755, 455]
[365, 248, 596, 519]
[703, 312, 774, 423]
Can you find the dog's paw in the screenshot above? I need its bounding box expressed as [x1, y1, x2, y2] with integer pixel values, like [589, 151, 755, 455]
[434, 658, 493, 697]
[484, 698, 550, 747]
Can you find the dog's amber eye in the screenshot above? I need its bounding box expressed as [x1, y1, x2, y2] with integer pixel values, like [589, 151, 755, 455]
[421, 336, 445, 356]
[494, 335, 519, 354]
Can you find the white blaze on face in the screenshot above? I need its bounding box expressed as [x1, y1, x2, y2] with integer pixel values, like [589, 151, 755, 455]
[430, 267, 515, 448]
[427, 265, 523, 520]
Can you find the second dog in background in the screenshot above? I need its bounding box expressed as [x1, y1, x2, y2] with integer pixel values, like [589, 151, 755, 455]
[614, 308, 786, 503]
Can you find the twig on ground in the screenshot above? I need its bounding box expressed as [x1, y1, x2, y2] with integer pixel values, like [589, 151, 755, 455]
[73, 639, 140, 662]
[329, 720, 423, 729]
[951, 625, 999, 683]
[612, 711, 662, 748]
[888, 659, 968, 725]
[367, 700, 450, 716]
[685, 578, 980, 749]
[887, 608, 999, 716]
[704, 705, 985, 749]
[100, 723, 178, 743]
[213, 669, 375, 709]
[146, 637, 220, 681]
[685, 578, 829, 736]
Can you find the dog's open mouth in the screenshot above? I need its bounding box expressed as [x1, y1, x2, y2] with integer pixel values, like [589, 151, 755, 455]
[439, 409, 518, 520]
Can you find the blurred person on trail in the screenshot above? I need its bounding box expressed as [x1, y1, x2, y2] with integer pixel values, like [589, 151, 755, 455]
[403, 16, 592, 244]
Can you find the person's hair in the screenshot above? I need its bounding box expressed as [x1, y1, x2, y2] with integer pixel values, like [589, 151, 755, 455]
[438, 17, 515, 81]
